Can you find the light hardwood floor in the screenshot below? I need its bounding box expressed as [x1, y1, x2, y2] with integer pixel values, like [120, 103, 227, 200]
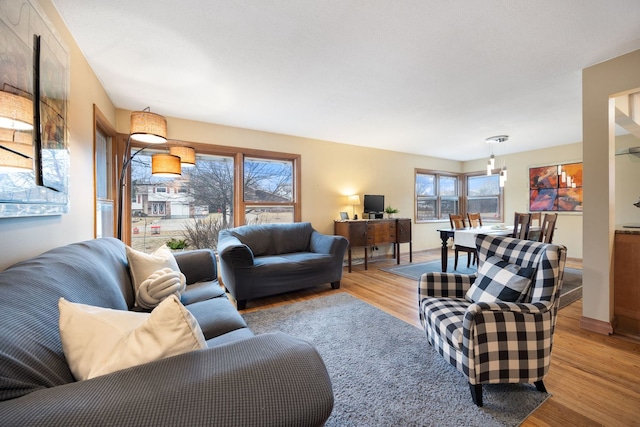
[238, 249, 640, 426]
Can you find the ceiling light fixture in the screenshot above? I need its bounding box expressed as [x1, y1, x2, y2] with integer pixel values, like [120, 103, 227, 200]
[485, 135, 509, 186]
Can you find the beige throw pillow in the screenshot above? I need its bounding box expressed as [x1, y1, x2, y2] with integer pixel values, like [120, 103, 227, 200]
[126, 244, 186, 308]
[59, 295, 207, 381]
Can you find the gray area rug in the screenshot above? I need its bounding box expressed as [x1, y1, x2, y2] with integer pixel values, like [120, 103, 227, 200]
[382, 259, 582, 309]
[242, 293, 549, 426]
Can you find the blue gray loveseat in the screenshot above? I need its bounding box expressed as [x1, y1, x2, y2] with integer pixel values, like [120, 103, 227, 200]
[218, 222, 348, 309]
[0, 237, 333, 426]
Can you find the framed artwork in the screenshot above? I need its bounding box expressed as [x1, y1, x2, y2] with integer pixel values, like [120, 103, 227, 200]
[529, 162, 583, 212]
[0, 0, 69, 217]
[339, 211, 349, 220]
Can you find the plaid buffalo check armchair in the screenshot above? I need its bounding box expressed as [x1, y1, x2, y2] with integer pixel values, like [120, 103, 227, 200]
[418, 234, 567, 406]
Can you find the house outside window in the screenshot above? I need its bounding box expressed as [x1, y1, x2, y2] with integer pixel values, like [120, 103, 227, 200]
[127, 146, 301, 253]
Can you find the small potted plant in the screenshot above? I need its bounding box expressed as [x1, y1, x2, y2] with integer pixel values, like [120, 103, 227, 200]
[384, 205, 399, 218]
[166, 238, 189, 251]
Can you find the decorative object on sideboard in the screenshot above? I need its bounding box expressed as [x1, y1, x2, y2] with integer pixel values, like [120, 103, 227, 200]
[347, 194, 360, 219]
[384, 205, 399, 218]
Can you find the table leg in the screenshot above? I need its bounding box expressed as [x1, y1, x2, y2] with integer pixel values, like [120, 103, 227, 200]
[348, 248, 352, 273]
[440, 231, 449, 272]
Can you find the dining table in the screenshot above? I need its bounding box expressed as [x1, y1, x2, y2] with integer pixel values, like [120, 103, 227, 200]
[436, 225, 514, 272]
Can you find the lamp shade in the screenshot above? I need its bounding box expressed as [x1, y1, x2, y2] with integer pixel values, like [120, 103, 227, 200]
[0, 129, 33, 171]
[0, 91, 33, 131]
[130, 111, 167, 143]
[347, 195, 361, 206]
[151, 153, 181, 177]
[169, 146, 196, 167]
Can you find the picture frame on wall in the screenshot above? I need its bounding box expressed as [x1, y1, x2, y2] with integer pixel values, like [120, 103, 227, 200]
[0, 0, 69, 218]
[529, 162, 583, 212]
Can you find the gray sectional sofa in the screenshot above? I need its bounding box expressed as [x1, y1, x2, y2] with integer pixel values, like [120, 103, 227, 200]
[218, 222, 348, 309]
[0, 237, 333, 426]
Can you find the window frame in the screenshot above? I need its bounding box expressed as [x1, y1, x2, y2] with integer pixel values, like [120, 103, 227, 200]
[464, 171, 504, 223]
[415, 168, 504, 223]
[118, 137, 302, 244]
[415, 169, 461, 222]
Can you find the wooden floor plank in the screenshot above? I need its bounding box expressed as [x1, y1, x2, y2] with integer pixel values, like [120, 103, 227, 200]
[234, 249, 640, 426]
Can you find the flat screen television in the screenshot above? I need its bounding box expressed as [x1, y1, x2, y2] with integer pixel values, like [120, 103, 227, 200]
[364, 194, 384, 213]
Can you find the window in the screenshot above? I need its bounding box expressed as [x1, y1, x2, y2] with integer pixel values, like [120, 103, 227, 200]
[243, 156, 295, 224]
[415, 170, 459, 221]
[126, 143, 300, 253]
[94, 106, 117, 238]
[465, 173, 503, 221]
[415, 169, 504, 223]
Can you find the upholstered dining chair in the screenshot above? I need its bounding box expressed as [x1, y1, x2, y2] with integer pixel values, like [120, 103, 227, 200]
[467, 212, 483, 228]
[512, 212, 531, 239]
[449, 214, 477, 269]
[538, 213, 558, 243]
[418, 234, 567, 406]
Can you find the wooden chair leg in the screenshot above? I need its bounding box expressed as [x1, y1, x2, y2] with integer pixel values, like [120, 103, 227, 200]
[469, 383, 483, 407]
[534, 380, 547, 393]
[454, 250, 459, 270]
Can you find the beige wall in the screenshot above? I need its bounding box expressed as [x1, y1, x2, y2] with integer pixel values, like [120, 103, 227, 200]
[1, 2, 636, 285]
[0, 0, 116, 270]
[582, 49, 640, 331]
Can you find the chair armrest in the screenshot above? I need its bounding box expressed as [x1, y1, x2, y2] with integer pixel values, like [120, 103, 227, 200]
[0, 333, 333, 427]
[310, 231, 348, 255]
[418, 272, 477, 300]
[217, 235, 254, 267]
[462, 301, 556, 383]
[173, 248, 217, 285]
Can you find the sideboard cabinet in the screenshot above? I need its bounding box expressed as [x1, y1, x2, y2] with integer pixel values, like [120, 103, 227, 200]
[334, 218, 412, 272]
[614, 230, 640, 338]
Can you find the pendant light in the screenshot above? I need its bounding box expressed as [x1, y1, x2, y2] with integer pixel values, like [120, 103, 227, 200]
[485, 135, 508, 183]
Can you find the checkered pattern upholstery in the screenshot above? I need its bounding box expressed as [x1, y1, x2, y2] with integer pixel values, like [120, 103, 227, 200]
[419, 234, 566, 386]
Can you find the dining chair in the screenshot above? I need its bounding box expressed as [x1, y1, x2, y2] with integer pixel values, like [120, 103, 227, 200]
[467, 212, 483, 228]
[512, 212, 531, 239]
[538, 213, 558, 243]
[527, 212, 542, 240]
[449, 214, 477, 269]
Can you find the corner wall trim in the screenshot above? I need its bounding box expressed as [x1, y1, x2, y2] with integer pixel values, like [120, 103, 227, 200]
[580, 316, 614, 335]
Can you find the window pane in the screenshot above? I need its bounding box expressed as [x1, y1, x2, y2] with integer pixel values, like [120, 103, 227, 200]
[441, 197, 459, 217]
[130, 153, 234, 253]
[416, 173, 435, 196]
[245, 206, 294, 224]
[467, 197, 500, 219]
[467, 175, 499, 196]
[244, 157, 293, 202]
[416, 197, 437, 221]
[439, 176, 457, 196]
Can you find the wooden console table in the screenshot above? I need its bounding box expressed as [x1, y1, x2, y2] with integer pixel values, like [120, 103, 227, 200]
[334, 218, 412, 272]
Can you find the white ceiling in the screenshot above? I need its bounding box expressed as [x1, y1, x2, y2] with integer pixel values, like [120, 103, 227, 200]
[51, 0, 640, 161]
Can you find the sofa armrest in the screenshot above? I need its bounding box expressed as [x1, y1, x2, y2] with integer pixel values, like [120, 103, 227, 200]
[0, 332, 333, 427]
[418, 272, 477, 300]
[174, 249, 217, 285]
[217, 235, 254, 267]
[310, 231, 348, 255]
